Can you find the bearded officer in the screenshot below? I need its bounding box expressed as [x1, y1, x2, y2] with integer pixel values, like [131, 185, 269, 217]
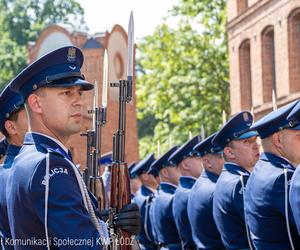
[0, 85, 27, 249]
[149, 146, 181, 250]
[7, 46, 139, 249]
[168, 135, 202, 250]
[212, 111, 259, 250]
[132, 153, 158, 249]
[245, 100, 300, 249]
[188, 132, 225, 250]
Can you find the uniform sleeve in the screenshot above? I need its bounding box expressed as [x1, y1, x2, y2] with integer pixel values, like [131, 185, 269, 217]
[273, 172, 298, 231]
[29, 157, 103, 250]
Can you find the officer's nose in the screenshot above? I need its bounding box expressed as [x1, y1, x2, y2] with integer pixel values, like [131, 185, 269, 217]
[73, 90, 84, 107]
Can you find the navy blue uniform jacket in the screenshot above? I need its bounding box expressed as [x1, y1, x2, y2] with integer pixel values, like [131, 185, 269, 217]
[150, 182, 180, 249]
[0, 144, 21, 250]
[6, 132, 102, 249]
[245, 152, 300, 250]
[188, 170, 224, 250]
[133, 185, 157, 249]
[213, 163, 250, 250]
[172, 176, 196, 250]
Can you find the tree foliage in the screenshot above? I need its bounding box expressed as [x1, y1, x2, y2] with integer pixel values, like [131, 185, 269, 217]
[0, 0, 86, 89]
[137, 0, 229, 157]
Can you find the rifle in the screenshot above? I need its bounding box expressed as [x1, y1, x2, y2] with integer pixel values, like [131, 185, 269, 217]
[109, 11, 134, 250]
[81, 50, 109, 211]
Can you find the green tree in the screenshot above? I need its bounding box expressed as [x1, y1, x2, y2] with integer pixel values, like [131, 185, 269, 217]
[137, 0, 229, 157]
[0, 0, 86, 89]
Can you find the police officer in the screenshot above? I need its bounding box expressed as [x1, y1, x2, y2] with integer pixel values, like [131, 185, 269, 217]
[245, 100, 300, 249]
[187, 132, 225, 250]
[7, 46, 139, 249]
[212, 111, 259, 250]
[128, 161, 142, 198]
[168, 135, 202, 250]
[132, 153, 158, 249]
[288, 101, 300, 238]
[149, 146, 181, 250]
[0, 85, 27, 249]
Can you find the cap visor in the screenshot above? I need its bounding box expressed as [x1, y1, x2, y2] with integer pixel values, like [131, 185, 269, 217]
[237, 130, 258, 140]
[47, 79, 94, 91]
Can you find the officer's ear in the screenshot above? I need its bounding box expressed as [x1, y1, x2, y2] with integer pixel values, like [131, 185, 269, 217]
[179, 159, 189, 171]
[223, 146, 235, 161]
[202, 156, 213, 169]
[4, 120, 17, 136]
[272, 132, 283, 149]
[27, 93, 43, 114]
[160, 168, 168, 179]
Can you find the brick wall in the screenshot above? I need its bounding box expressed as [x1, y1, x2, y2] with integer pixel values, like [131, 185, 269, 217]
[227, 0, 300, 119]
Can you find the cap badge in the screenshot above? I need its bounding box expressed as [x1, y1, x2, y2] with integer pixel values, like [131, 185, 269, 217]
[67, 47, 76, 62]
[243, 112, 250, 122]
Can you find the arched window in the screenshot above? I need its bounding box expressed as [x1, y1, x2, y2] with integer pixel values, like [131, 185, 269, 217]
[239, 39, 252, 110]
[261, 26, 276, 103]
[237, 0, 248, 15]
[288, 8, 300, 93]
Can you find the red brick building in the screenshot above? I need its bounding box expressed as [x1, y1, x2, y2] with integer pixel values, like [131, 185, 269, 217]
[28, 24, 139, 168]
[227, 0, 300, 118]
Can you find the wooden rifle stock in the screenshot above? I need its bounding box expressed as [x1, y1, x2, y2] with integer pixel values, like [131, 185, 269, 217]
[109, 79, 132, 250]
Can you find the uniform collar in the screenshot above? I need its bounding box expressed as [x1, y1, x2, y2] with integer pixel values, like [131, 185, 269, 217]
[6, 144, 21, 156]
[141, 185, 155, 195]
[260, 152, 295, 170]
[224, 162, 250, 176]
[24, 132, 70, 160]
[159, 182, 177, 193]
[201, 169, 219, 182]
[179, 176, 197, 189]
[2, 144, 22, 169]
[30, 132, 68, 153]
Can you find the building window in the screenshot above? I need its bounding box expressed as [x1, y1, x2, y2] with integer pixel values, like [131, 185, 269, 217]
[261, 26, 276, 103]
[237, 0, 248, 15]
[288, 8, 300, 93]
[239, 39, 252, 110]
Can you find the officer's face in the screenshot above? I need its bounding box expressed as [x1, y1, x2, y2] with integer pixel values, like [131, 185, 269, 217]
[225, 136, 260, 171]
[202, 153, 224, 175]
[14, 109, 28, 144]
[35, 86, 84, 140]
[130, 178, 141, 194]
[183, 157, 203, 178]
[278, 129, 300, 166]
[27, 86, 83, 143]
[166, 166, 181, 185]
[4, 108, 28, 146]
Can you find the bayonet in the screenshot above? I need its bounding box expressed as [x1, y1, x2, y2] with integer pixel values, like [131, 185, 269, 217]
[189, 131, 193, 140]
[102, 50, 108, 108]
[222, 110, 226, 125]
[272, 88, 277, 111]
[157, 140, 161, 157]
[201, 125, 205, 140]
[127, 11, 134, 81]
